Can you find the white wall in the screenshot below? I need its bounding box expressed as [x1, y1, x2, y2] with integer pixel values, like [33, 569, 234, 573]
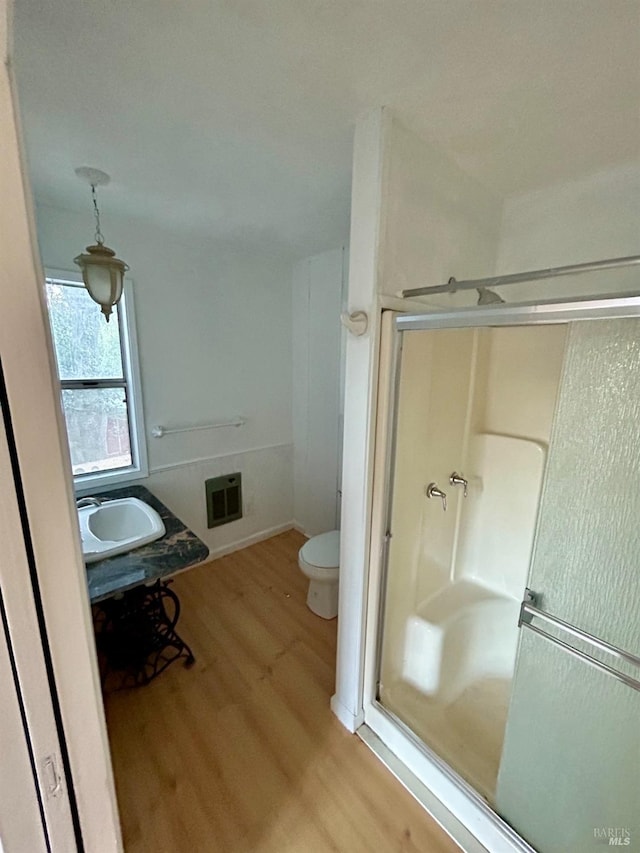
[332, 108, 388, 732]
[292, 247, 345, 536]
[379, 117, 503, 299]
[34, 203, 294, 556]
[495, 162, 640, 301]
[334, 111, 505, 730]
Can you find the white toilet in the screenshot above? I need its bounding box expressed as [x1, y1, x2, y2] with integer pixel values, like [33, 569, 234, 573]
[298, 530, 340, 619]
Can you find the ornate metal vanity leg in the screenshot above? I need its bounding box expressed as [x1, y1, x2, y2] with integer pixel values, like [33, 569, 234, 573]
[94, 579, 195, 690]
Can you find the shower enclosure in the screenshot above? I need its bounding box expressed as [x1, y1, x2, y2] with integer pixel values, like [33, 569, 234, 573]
[365, 296, 640, 853]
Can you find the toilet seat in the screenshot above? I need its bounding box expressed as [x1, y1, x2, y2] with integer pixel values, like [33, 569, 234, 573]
[299, 530, 340, 570]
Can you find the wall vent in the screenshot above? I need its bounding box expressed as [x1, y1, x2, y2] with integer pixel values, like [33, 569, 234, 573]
[205, 473, 242, 528]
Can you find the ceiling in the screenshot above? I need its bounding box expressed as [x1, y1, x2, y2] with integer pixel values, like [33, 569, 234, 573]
[12, 0, 640, 260]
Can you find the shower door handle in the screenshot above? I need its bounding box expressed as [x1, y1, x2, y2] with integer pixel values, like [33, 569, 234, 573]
[518, 589, 640, 693]
[426, 483, 447, 511]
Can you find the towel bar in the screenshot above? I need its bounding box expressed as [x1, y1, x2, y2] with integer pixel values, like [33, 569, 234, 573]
[518, 589, 640, 693]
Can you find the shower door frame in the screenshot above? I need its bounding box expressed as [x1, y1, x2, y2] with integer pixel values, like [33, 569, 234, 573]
[362, 293, 640, 853]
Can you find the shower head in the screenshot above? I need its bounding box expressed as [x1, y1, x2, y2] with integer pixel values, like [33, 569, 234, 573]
[476, 287, 505, 305]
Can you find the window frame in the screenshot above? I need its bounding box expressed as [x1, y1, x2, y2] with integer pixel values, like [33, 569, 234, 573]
[45, 268, 148, 492]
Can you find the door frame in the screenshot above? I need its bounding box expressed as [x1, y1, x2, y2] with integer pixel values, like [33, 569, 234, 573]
[361, 295, 640, 853]
[1, 3, 122, 848]
[0, 380, 79, 851]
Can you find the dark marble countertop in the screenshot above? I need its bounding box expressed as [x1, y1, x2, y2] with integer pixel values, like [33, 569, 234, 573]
[85, 485, 209, 603]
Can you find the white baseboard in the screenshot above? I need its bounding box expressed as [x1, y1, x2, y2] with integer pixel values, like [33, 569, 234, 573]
[330, 693, 365, 733]
[206, 521, 294, 561]
[292, 520, 308, 536]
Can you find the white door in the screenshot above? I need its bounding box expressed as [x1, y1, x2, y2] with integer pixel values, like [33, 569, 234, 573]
[0, 394, 79, 851]
[0, 603, 49, 852]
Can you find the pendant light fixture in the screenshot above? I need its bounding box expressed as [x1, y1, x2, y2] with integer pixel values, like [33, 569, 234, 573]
[73, 167, 129, 322]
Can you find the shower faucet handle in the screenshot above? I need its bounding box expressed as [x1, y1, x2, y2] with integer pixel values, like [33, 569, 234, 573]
[426, 483, 447, 511]
[449, 472, 468, 497]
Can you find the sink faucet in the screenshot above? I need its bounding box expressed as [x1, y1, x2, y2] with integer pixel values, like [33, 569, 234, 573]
[76, 496, 102, 509]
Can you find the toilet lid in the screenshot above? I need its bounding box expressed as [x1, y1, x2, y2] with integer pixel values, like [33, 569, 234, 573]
[301, 530, 340, 568]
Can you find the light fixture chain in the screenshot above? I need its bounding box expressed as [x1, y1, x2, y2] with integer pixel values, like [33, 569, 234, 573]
[91, 183, 105, 245]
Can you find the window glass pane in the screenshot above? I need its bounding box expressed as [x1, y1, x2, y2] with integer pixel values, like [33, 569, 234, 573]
[46, 282, 124, 380]
[61, 388, 132, 474]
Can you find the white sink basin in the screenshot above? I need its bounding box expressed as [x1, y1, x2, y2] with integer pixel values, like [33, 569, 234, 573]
[78, 497, 165, 563]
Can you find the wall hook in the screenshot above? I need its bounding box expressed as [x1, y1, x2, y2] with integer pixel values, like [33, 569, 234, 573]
[340, 310, 368, 336]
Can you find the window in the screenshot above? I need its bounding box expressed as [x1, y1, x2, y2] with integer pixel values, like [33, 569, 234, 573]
[45, 271, 148, 490]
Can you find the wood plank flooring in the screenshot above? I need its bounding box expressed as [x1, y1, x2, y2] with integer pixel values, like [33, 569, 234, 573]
[104, 530, 460, 852]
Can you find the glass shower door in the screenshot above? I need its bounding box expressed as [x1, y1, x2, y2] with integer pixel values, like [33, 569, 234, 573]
[377, 325, 487, 783]
[496, 318, 640, 852]
[376, 320, 568, 804]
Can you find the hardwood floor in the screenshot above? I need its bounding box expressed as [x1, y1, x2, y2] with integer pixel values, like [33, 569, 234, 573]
[104, 530, 460, 852]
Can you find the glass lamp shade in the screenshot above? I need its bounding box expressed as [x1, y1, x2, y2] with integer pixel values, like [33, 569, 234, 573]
[74, 243, 128, 322]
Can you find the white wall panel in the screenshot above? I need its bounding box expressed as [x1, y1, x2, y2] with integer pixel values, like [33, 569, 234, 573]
[292, 247, 344, 536]
[147, 443, 292, 559]
[379, 117, 503, 301]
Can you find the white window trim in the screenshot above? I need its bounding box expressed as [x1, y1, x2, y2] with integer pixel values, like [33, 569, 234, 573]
[45, 267, 149, 493]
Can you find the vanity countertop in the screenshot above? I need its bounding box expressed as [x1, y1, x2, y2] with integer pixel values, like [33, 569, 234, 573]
[85, 485, 209, 603]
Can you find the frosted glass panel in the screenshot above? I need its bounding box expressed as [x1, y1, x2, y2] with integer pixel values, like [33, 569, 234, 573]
[521, 319, 640, 646]
[498, 633, 639, 852]
[497, 318, 640, 852]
